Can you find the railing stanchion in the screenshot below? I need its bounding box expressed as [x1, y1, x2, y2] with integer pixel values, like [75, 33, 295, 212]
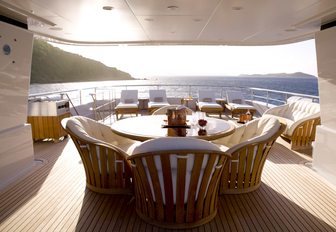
[65, 93, 80, 116]
[79, 90, 82, 105]
[266, 91, 269, 107]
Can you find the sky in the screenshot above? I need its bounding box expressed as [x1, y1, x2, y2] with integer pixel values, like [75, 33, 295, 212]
[51, 39, 317, 79]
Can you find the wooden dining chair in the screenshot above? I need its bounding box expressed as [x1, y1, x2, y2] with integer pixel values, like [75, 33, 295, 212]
[61, 116, 138, 194]
[128, 137, 231, 229]
[213, 116, 285, 194]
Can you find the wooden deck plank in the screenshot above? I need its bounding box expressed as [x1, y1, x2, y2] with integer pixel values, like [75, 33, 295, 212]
[262, 165, 325, 231]
[264, 144, 336, 231]
[243, 192, 278, 231]
[1, 139, 336, 232]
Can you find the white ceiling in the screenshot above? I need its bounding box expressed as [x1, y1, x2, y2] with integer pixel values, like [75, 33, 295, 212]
[1, 0, 336, 45]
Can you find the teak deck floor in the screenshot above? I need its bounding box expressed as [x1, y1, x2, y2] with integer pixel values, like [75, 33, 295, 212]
[1, 138, 336, 232]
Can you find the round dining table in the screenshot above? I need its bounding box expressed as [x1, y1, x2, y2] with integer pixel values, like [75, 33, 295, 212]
[110, 115, 236, 141]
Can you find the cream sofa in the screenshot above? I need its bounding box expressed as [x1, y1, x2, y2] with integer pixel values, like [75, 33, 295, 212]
[264, 99, 320, 149]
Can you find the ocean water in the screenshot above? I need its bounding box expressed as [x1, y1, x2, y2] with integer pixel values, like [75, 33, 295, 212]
[30, 75, 318, 95]
[29, 75, 318, 105]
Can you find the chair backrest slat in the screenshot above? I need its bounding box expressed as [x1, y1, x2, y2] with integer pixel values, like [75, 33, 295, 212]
[145, 155, 165, 220]
[89, 144, 101, 187]
[249, 144, 264, 187]
[203, 155, 225, 217]
[99, 146, 108, 187]
[194, 154, 216, 220]
[237, 148, 247, 189]
[176, 155, 187, 223]
[128, 147, 230, 229]
[186, 154, 204, 222]
[107, 150, 116, 187]
[160, 155, 174, 222]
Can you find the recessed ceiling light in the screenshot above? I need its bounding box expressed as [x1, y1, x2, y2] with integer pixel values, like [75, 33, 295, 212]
[232, 6, 243, 11]
[103, 6, 114, 11]
[145, 18, 154, 22]
[167, 5, 179, 10]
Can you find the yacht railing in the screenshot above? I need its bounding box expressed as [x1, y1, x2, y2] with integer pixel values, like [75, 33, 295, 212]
[249, 87, 319, 107]
[28, 84, 319, 122]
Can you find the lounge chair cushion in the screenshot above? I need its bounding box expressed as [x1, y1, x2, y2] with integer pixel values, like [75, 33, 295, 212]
[149, 90, 168, 102]
[202, 97, 212, 102]
[154, 97, 163, 102]
[148, 102, 170, 109]
[232, 99, 242, 104]
[115, 102, 138, 109]
[225, 91, 257, 116]
[124, 98, 134, 104]
[197, 102, 223, 110]
[226, 103, 255, 111]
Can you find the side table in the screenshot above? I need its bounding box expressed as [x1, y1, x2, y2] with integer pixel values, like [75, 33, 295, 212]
[181, 97, 193, 108]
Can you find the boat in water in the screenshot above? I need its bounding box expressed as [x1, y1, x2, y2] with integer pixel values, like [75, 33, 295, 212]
[1, 1, 336, 231]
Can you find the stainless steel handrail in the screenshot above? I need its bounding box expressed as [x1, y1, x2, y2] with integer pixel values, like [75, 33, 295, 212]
[28, 84, 319, 119]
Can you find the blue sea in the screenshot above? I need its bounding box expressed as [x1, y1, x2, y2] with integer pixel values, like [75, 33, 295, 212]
[29, 75, 318, 105]
[30, 75, 318, 95]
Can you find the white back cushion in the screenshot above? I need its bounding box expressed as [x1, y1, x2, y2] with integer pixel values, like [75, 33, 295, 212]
[66, 116, 116, 145]
[149, 90, 167, 102]
[226, 91, 246, 104]
[215, 116, 280, 148]
[198, 90, 216, 102]
[120, 90, 138, 103]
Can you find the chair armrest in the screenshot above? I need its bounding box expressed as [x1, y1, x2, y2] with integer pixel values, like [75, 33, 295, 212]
[289, 116, 321, 138]
[287, 114, 320, 136]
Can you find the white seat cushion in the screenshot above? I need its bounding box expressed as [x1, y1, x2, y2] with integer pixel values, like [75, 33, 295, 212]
[132, 137, 221, 155]
[148, 101, 170, 108]
[226, 103, 255, 111]
[115, 102, 139, 109]
[197, 102, 223, 110]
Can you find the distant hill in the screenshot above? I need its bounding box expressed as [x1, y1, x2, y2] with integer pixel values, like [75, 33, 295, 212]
[31, 39, 133, 83]
[239, 72, 317, 78]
